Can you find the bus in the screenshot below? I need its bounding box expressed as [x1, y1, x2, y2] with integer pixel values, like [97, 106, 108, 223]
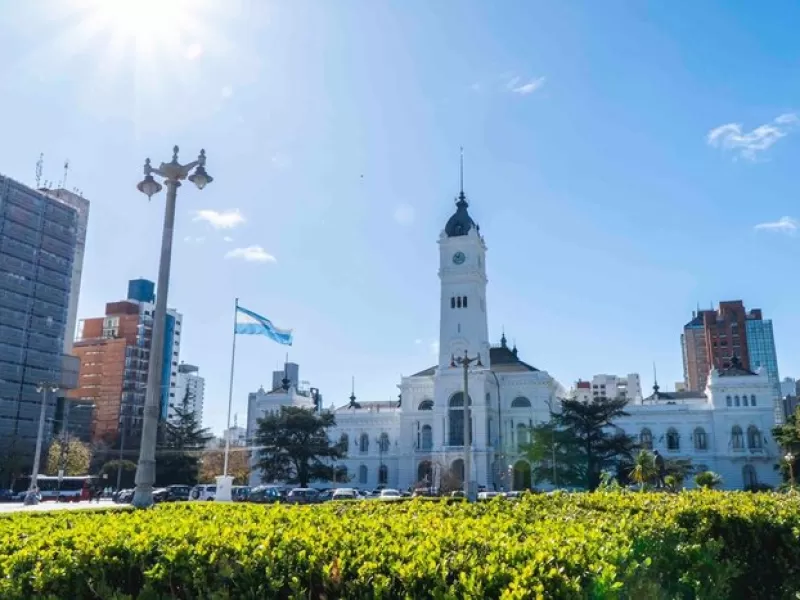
[12, 475, 97, 502]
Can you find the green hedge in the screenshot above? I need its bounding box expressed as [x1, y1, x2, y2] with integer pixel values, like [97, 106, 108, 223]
[1, 491, 800, 599]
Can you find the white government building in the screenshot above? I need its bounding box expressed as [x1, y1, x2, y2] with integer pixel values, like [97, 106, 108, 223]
[248, 181, 782, 492]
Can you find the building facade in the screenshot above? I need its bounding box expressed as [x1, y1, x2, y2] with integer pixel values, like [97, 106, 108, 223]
[0, 175, 82, 478]
[173, 362, 205, 426]
[586, 374, 642, 402]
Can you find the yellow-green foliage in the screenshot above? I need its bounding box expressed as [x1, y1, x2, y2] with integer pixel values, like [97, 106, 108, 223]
[1, 491, 800, 599]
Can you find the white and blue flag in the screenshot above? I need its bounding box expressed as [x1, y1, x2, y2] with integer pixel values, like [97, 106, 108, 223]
[235, 305, 293, 346]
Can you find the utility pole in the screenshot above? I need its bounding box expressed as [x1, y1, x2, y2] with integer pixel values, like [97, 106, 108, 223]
[451, 350, 483, 501]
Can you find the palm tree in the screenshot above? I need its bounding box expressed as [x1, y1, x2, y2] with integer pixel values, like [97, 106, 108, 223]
[694, 470, 722, 489]
[629, 449, 656, 491]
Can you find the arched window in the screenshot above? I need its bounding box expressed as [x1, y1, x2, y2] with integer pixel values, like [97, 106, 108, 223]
[666, 428, 680, 451]
[751, 394, 757, 406]
[485, 392, 491, 406]
[378, 465, 388, 485]
[358, 464, 368, 484]
[747, 426, 762, 450]
[463, 296, 467, 308]
[726, 395, 732, 407]
[448, 392, 471, 446]
[359, 433, 369, 454]
[338, 433, 349, 452]
[421, 424, 433, 450]
[743, 464, 758, 488]
[450, 458, 465, 484]
[457, 297, 462, 308]
[742, 395, 748, 407]
[417, 460, 433, 484]
[378, 432, 390, 453]
[418, 399, 433, 411]
[450, 297, 455, 309]
[735, 395, 740, 407]
[517, 423, 529, 450]
[511, 396, 531, 409]
[731, 426, 744, 450]
[335, 466, 348, 483]
[693, 427, 707, 451]
[640, 428, 653, 450]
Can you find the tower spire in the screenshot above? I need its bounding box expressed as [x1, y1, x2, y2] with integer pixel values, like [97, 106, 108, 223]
[349, 376, 357, 407]
[652, 361, 660, 396]
[459, 146, 464, 200]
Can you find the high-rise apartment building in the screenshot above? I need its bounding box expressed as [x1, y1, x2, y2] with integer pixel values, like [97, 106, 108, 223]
[681, 300, 781, 421]
[173, 362, 205, 426]
[69, 280, 181, 447]
[0, 175, 83, 479]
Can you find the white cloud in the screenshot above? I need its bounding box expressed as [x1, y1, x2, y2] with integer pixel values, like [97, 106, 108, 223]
[754, 216, 798, 234]
[393, 204, 415, 226]
[430, 341, 440, 356]
[507, 76, 546, 95]
[193, 209, 245, 229]
[223, 236, 233, 242]
[183, 236, 205, 244]
[225, 246, 276, 263]
[707, 113, 798, 160]
[221, 85, 234, 99]
[184, 43, 203, 60]
[414, 339, 422, 345]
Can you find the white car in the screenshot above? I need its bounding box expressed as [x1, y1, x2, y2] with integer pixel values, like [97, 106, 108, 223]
[332, 488, 360, 501]
[477, 491, 504, 501]
[378, 489, 403, 501]
[190, 484, 216, 501]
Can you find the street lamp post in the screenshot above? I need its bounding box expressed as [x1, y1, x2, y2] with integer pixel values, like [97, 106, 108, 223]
[785, 452, 796, 489]
[545, 397, 557, 487]
[132, 146, 212, 508]
[451, 350, 483, 501]
[25, 383, 58, 505]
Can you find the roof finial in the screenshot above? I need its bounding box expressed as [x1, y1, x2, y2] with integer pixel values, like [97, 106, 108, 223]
[652, 361, 660, 395]
[501, 327, 507, 348]
[460, 146, 465, 196]
[349, 376, 356, 406]
[281, 352, 291, 390]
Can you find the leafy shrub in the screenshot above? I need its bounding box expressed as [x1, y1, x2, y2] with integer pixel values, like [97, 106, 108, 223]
[1, 492, 800, 599]
[694, 470, 723, 489]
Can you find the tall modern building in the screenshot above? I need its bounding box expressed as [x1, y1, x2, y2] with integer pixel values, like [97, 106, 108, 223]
[681, 301, 781, 422]
[0, 175, 82, 480]
[69, 279, 181, 447]
[173, 362, 205, 426]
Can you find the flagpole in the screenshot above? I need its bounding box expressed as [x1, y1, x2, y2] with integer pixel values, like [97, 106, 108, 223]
[223, 297, 238, 477]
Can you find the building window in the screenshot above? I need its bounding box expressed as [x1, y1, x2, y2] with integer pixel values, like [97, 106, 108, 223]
[457, 297, 462, 308]
[751, 394, 757, 406]
[378, 432, 390, 453]
[338, 433, 349, 452]
[747, 426, 762, 450]
[378, 465, 388, 485]
[731, 426, 744, 450]
[693, 427, 707, 451]
[726, 395, 732, 407]
[359, 433, 369, 454]
[511, 396, 531, 409]
[640, 428, 653, 450]
[734, 395, 740, 407]
[359, 464, 368, 484]
[742, 464, 758, 488]
[462, 296, 467, 308]
[517, 423, 528, 451]
[418, 399, 433, 411]
[448, 392, 470, 446]
[742, 395, 748, 407]
[485, 392, 491, 406]
[421, 424, 433, 450]
[666, 428, 680, 451]
[451, 297, 455, 309]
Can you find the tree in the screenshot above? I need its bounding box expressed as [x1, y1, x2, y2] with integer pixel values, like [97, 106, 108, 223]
[525, 397, 637, 491]
[772, 406, 800, 485]
[45, 437, 92, 476]
[523, 421, 586, 488]
[694, 470, 722, 489]
[199, 448, 251, 485]
[629, 449, 656, 491]
[254, 406, 344, 487]
[155, 389, 213, 486]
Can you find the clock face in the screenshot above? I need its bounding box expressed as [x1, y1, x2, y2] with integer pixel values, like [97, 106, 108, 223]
[452, 251, 466, 265]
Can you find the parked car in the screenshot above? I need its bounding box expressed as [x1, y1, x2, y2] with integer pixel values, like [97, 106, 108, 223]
[478, 491, 503, 501]
[114, 489, 134, 504]
[331, 488, 360, 501]
[0, 489, 15, 503]
[317, 489, 335, 502]
[287, 488, 319, 504]
[248, 485, 283, 504]
[379, 489, 403, 501]
[190, 484, 216, 501]
[232, 486, 250, 502]
[165, 485, 191, 502]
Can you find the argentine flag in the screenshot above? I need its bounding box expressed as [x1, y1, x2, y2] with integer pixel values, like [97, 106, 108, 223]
[235, 305, 293, 346]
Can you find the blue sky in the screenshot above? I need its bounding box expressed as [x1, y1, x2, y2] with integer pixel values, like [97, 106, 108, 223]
[2, 1, 800, 435]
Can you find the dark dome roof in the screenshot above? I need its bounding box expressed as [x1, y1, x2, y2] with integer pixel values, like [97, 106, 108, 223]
[444, 193, 475, 237]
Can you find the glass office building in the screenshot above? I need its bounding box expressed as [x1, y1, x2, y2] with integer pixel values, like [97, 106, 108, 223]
[746, 318, 782, 423]
[0, 175, 79, 480]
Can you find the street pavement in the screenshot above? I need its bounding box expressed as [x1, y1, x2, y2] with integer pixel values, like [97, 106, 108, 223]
[0, 498, 127, 514]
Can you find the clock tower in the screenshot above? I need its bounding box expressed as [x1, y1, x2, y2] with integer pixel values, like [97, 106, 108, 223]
[438, 184, 490, 370]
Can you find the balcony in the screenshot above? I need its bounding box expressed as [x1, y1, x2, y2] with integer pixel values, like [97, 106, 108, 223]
[0, 239, 36, 266]
[42, 219, 76, 244]
[0, 288, 30, 312]
[44, 203, 76, 228]
[0, 324, 23, 347]
[37, 266, 70, 292]
[0, 271, 33, 296]
[4, 205, 41, 230]
[35, 283, 67, 306]
[0, 306, 25, 328]
[40, 235, 73, 261]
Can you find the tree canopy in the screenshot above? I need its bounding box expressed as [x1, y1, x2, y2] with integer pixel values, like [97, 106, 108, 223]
[200, 448, 251, 485]
[155, 389, 213, 486]
[254, 406, 344, 487]
[45, 437, 92, 476]
[523, 397, 637, 491]
[773, 406, 800, 485]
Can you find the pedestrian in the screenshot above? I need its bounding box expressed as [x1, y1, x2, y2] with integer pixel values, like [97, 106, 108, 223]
[654, 450, 666, 489]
